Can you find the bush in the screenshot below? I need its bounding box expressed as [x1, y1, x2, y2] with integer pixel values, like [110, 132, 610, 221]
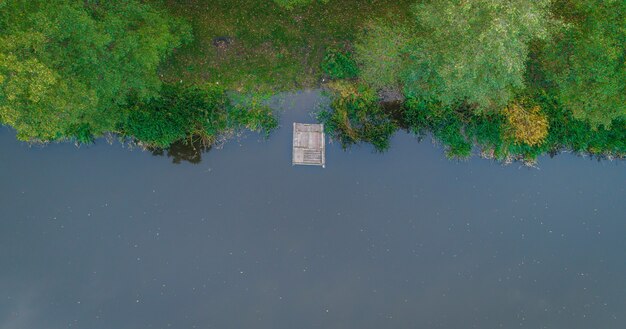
[404, 98, 473, 158]
[538, 91, 625, 157]
[503, 103, 549, 146]
[122, 84, 277, 148]
[404, 90, 625, 162]
[318, 81, 396, 152]
[321, 48, 359, 80]
[66, 123, 95, 145]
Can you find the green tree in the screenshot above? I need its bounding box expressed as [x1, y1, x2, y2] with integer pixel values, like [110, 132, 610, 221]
[0, 0, 191, 141]
[357, 0, 553, 111]
[542, 0, 626, 128]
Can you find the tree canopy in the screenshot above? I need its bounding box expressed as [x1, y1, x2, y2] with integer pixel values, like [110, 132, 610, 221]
[358, 0, 553, 111]
[542, 0, 626, 128]
[0, 0, 191, 141]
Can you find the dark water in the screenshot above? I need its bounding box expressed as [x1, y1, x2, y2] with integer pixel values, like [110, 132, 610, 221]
[1, 90, 625, 329]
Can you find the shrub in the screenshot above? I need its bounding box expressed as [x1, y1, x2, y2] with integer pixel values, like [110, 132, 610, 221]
[503, 103, 549, 146]
[321, 48, 359, 80]
[66, 123, 95, 145]
[318, 81, 396, 152]
[122, 84, 277, 148]
[404, 90, 625, 163]
[404, 97, 472, 158]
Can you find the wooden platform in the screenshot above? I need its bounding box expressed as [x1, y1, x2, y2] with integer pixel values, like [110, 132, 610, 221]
[292, 123, 325, 167]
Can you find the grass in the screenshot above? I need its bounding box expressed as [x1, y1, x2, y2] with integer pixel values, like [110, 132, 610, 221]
[157, 0, 413, 92]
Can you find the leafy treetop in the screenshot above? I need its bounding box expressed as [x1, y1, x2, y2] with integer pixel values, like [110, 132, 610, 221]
[0, 0, 191, 141]
[358, 0, 553, 111]
[542, 0, 626, 128]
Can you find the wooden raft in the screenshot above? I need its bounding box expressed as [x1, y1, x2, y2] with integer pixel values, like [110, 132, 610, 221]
[292, 123, 325, 167]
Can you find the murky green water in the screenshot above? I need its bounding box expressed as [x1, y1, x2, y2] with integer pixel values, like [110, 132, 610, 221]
[1, 91, 625, 329]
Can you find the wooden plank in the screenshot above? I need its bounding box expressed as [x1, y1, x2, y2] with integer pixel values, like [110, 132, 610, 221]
[292, 122, 325, 167]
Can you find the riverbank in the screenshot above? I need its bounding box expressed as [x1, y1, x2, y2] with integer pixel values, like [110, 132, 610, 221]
[0, 0, 623, 164]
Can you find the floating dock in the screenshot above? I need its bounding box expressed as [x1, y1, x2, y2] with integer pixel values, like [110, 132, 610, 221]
[292, 123, 325, 167]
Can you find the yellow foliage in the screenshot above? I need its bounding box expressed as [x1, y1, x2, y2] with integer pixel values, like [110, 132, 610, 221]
[504, 103, 549, 146]
[326, 80, 359, 98]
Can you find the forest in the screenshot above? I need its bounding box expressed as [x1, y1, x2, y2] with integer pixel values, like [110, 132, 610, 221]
[0, 0, 624, 162]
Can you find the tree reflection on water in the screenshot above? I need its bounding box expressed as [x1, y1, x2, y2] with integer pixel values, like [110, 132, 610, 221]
[150, 139, 211, 164]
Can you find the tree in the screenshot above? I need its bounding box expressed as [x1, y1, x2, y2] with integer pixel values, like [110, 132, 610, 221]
[357, 0, 553, 111]
[0, 0, 191, 141]
[542, 0, 626, 128]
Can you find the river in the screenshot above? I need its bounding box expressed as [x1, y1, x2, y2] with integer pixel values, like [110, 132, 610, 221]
[1, 90, 625, 329]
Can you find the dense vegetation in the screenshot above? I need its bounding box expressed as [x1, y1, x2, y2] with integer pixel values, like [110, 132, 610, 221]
[323, 0, 625, 161]
[123, 84, 276, 148]
[318, 81, 396, 152]
[0, 1, 190, 142]
[0, 0, 276, 148]
[0, 0, 624, 162]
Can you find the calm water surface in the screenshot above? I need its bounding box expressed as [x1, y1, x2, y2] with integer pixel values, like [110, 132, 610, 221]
[1, 91, 625, 329]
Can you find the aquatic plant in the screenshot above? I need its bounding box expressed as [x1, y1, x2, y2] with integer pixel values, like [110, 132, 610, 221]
[318, 81, 396, 152]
